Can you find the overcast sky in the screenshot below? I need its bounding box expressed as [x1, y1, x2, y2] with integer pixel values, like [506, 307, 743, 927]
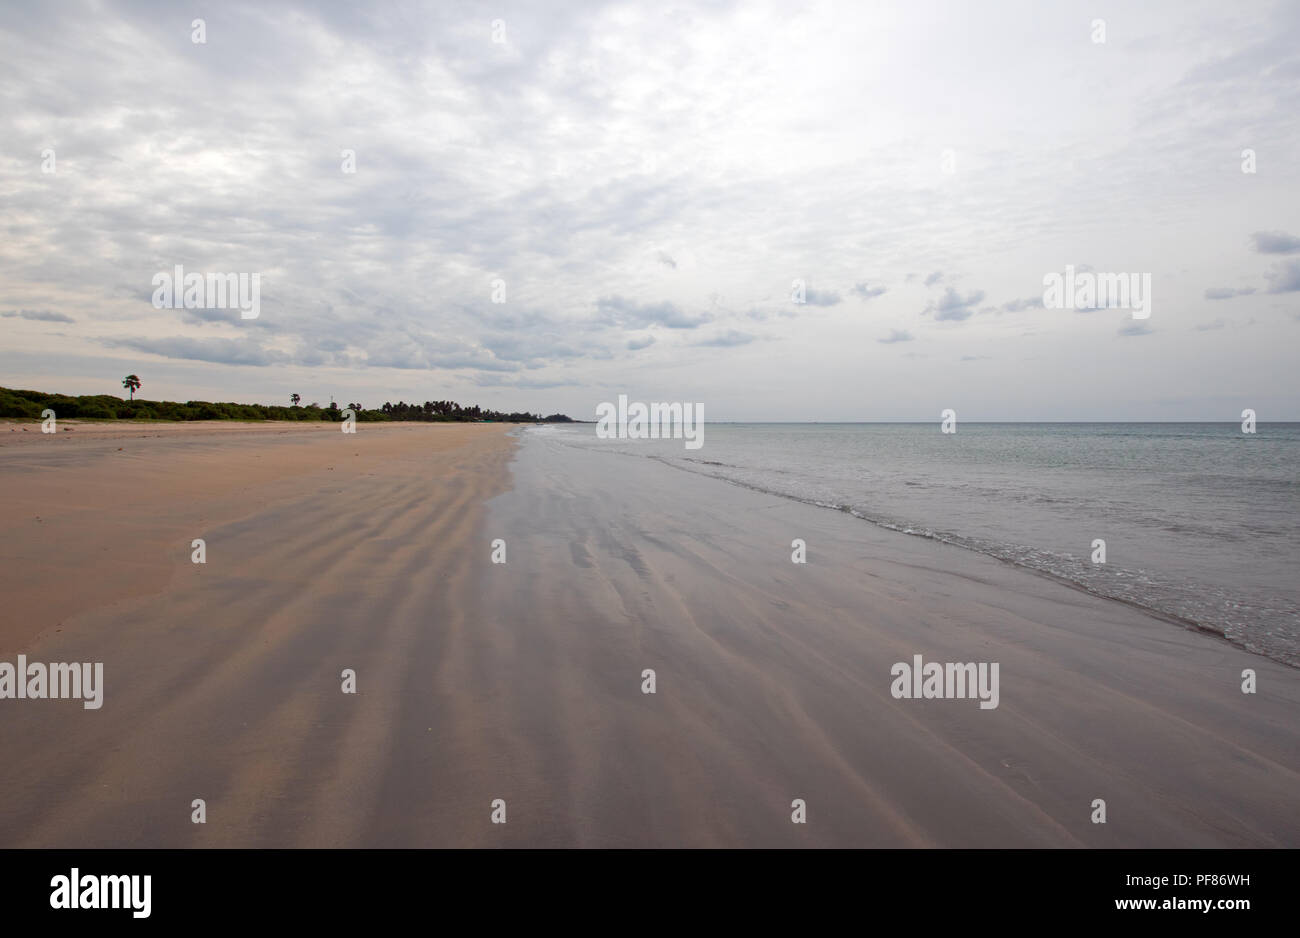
[2, 0, 1298, 419]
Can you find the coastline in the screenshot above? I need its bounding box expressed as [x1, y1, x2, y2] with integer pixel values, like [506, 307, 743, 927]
[0, 423, 1296, 846]
[468, 432, 1299, 846]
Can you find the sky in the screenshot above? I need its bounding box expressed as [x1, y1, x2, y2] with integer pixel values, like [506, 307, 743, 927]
[1, 0, 1298, 420]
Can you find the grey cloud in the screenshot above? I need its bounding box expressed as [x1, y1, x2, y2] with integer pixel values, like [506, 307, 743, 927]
[656, 251, 677, 269]
[180, 307, 275, 328]
[103, 336, 290, 366]
[596, 295, 711, 329]
[476, 308, 557, 331]
[746, 306, 795, 321]
[923, 271, 944, 287]
[693, 329, 755, 347]
[1251, 231, 1300, 254]
[878, 329, 913, 344]
[803, 286, 841, 307]
[852, 282, 887, 300]
[626, 334, 656, 350]
[1001, 297, 1043, 312]
[481, 333, 589, 366]
[927, 287, 986, 322]
[365, 333, 521, 372]
[471, 375, 581, 390]
[1265, 259, 1300, 293]
[2, 309, 75, 323]
[1118, 323, 1154, 336]
[1204, 286, 1256, 299]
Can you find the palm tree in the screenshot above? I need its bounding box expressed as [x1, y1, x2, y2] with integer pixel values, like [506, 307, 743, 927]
[290, 393, 301, 407]
[122, 374, 141, 400]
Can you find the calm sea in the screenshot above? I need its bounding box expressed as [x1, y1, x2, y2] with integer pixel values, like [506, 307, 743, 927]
[542, 422, 1300, 667]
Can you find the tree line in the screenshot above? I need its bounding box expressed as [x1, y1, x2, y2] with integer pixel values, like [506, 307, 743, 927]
[0, 384, 573, 424]
[375, 399, 570, 423]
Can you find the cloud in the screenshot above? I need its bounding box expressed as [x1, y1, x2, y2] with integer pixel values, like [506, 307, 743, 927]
[1264, 259, 1300, 293]
[471, 374, 581, 390]
[596, 295, 710, 329]
[477, 308, 556, 331]
[1204, 286, 1256, 299]
[693, 329, 755, 347]
[626, 334, 655, 350]
[852, 282, 886, 300]
[802, 286, 841, 307]
[1118, 323, 1154, 337]
[927, 287, 986, 322]
[1251, 231, 1300, 254]
[480, 333, 591, 366]
[364, 343, 518, 372]
[0, 1, 1297, 419]
[1196, 319, 1226, 331]
[2, 309, 75, 323]
[960, 355, 992, 361]
[103, 336, 290, 366]
[180, 306, 274, 327]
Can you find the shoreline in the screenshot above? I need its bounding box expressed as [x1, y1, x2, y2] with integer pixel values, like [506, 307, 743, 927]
[547, 429, 1300, 670]
[475, 432, 1300, 846]
[1, 423, 1296, 846]
[672, 454, 1276, 665]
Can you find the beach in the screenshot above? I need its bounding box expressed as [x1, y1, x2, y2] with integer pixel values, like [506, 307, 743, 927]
[0, 421, 1296, 847]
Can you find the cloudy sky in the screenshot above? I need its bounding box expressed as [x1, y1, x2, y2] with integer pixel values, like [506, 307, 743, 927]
[2, 0, 1298, 419]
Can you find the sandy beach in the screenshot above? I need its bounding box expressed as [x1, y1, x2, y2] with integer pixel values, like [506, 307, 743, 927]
[0, 421, 1296, 847]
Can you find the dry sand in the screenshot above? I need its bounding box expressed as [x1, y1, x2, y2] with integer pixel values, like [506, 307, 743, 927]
[0, 421, 1296, 846]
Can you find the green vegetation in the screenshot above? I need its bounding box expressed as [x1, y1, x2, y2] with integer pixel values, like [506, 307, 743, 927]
[0, 385, 573, 424]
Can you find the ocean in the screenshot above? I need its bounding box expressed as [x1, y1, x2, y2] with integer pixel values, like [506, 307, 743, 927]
[539, 421, 1300, 667]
